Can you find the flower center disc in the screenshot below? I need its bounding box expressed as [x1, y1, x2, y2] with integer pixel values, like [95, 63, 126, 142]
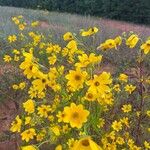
[87, 93, 93, 99]
[72, 112, 79, 119]
[42, 79, 46, 83]
[75, 75, 81, 81]
[29, 65, 33, 70]
[94, 81, 100, 86]
[81, 139, 90, 146]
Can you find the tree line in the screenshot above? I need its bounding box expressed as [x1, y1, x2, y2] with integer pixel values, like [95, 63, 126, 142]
[0, 0, 150, 25]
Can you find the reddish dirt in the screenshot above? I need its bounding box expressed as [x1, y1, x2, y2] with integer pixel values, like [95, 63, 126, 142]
[39, 21, 50, 28]
[0, 100, 18, 150]
[100, 19, 150, 36]
[39, 21, 66, 31]
[0, 64, 19, 150]
[0, 101, 16, 132]
[0, 64, 18, 76]
[0, 141, 17, 150]
[39, 18, 150, 36]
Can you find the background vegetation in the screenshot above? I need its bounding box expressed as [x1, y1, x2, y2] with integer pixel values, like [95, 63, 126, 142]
[0, 5, 150, 150]
[0, 0, 150, 25]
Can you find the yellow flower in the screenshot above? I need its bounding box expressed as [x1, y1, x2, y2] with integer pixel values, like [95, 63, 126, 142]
[3, 55, 12, 62]
[144, 141, 150, 149]
[36, 129, 46, 141]
[57, 65, 65, 74]
[103, 142, 117, 150]
[19, 82, 26, 90]
[87, 72, 112, 95]
[98, 36, 121, 50]
[66, 40, 77, 50]
[50, 126, 60, 136]
[62, 47, 69, 56]
[107, 131, 116, 140]
[146, 110, 150, 117]
[114, 36, 122, 46]
[37, 105, 52, 118]
[56, 111, 67, 122]
[141, 39, 150, 54]
[81, 27, 99, 36]
[126, 34, 139, 48]
[28, 86, 37, 98]
[48, 115, 54, 122]
[97, 118, 105, 128]
[125, 84, 136, 94]
[48, 54, 57, 65]
[10, 115, 22, 132]
[75, 53, 102, 68]
[113, 84, 121, 92]
[62, 124, 70, 133]
[19, 24, 25, 30]
[89, 53, 102, 64]
[122, 104, 132, 113]
[13, 49, 20, 55]
[8, 35, 17, 43]
[63, 32, 74, 41]
[112, 120, 122, 132]
[136, 111, 141, 117]
[67, 138, 78, 149]
[97, 39, 116, 50]
[75, 53, 89, 68]
[120, 117, 130, 128]
[128, 140, 134, 148]
[37, 91, 46, 99]
[72, 136, 102, 150]
[85, 90, 97, 101]
[22, 145, 37, 150]
[19, 52, 39, 79]
[49, 81, 61, 92]
[55, 145, 62, 150]
[18, 15, 23, 19]
[21, 128, 36, 142]
[23, 99, 35, 114]
[98, 92, 114, 106]
[63, 103, 89, 128]
[46, 44, 53, 53]
[12, 17, 20, 24]
[65, 68, 87, 91]
[53, 44, 61, 53]
[116, 137, 125, 145]
[32, 73, 49, 92]
[25, 117, 31, 125]
[14, 55, 20, 61]
[119, 73, 128, 82]
[79, 131, 86, 136]
[31, 21, 39, 27]
[12, 84, 19, 90]
[130, 145, 142, 150]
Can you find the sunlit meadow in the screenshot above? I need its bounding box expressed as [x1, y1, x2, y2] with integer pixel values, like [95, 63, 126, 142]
[0, 6, 150, 150]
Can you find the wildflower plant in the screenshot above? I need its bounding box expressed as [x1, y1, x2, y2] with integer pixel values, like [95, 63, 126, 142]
[1, 16, 150, 150]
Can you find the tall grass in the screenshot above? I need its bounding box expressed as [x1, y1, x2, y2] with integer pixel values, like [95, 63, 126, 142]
[0, 6, 150, 67]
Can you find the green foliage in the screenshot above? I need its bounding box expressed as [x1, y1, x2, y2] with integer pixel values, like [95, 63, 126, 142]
[0, 0, 150, 25]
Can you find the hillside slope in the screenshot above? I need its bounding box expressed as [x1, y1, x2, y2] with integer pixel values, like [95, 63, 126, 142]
[0, 6, 150, 38]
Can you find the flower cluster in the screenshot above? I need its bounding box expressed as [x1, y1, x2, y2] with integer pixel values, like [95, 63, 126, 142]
[2, 16, 150, 150]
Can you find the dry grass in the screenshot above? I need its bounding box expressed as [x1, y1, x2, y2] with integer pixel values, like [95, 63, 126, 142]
[0, 6, 150, 65]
